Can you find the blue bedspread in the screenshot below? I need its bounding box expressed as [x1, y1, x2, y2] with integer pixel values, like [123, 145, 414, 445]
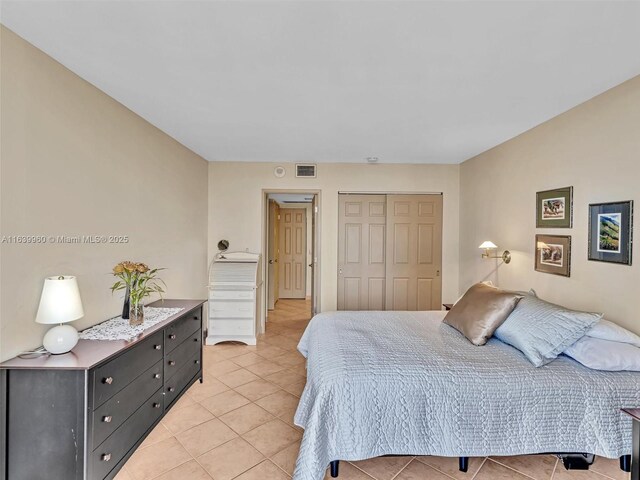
[293, 310, 640, 480]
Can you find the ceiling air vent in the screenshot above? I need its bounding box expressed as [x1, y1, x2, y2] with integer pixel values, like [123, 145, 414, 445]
[295, 164, 317, 178]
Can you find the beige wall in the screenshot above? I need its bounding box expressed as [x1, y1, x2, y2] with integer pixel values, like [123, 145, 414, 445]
[0, 27, 209, 361]
[459, 76, 640, 333]
[209, 162, 460, 312]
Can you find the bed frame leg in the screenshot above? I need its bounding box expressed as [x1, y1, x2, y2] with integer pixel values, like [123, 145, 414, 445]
[330, 460, 340, 477]
[459, 457, 469, 472]
[620, 455, 631, 473]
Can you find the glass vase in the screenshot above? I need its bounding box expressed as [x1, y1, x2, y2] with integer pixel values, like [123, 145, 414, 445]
[122, 285, 130, 319]
[129, 301, 144, 326]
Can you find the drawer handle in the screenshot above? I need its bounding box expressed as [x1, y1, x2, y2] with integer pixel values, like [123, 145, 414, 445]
[168, 387, 175, 392]
[154, 344, 162, 350]
[168, 360, 176, 366]
[153, 402, 161, 409]
[154, 373, 161, 379]
[193, 338, 199, 342]
[195, 360, 200, 365]
[101, 453, 112, 462]
[102, 415, 112, 423]
[103, 377, 113, 385]
[169, 334, 176, 340]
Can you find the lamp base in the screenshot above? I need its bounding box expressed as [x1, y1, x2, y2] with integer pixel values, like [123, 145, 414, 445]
[43, 324, 79, 355]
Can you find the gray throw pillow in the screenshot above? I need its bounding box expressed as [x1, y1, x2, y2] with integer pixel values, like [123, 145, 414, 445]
[444, 283, 523, 346]
[494, 295, 602, 367]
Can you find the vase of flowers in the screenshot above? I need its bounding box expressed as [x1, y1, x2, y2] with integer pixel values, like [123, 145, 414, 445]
[111, 261, 165, 326]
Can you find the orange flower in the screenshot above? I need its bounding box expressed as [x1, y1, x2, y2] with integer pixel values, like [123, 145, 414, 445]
[136, 263, 149, 273]
[123, 261, 137, 272]
[112, 263, 124, 274]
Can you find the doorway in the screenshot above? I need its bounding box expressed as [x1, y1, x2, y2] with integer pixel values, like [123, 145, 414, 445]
[337, 193, 443, 311]
[263, 191, 320, 327]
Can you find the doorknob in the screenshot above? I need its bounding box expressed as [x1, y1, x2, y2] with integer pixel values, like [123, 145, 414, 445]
[436, 270, 440, 277]
[268, 259, 274, 264]
[338, 266, 343, 276]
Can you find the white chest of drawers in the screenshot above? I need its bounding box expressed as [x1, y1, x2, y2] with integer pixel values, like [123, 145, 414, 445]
[206, 252, 262, 346]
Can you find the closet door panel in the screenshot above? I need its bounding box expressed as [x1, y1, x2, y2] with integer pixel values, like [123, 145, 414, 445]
[338, 195, 386, 310]
[386, 195, 443, 311]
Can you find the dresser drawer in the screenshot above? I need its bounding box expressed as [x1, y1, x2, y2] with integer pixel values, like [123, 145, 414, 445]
[92, 360, 163, 449]
[209, 319, 254, 335]
[165, 309, 202, 353]
[164, 330, 201, 381]
[209, 290, 255, 301]
[91, 389, 163, 480]
[165, 351, 201, 407]
[210, 301, 255, 318]
[93, 331, 164, 408]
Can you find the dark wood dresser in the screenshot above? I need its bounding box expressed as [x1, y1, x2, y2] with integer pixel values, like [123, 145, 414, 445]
[0, 299, 205, 480]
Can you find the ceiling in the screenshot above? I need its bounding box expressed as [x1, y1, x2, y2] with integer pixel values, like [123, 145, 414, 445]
[2, 1, 639, 164]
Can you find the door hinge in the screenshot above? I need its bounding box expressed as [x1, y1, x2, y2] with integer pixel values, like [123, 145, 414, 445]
[314, 206, 318, 213]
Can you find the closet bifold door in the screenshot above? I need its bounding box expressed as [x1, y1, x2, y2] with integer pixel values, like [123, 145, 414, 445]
[385, 194, 443, 311]
[337, 194, 387, 311]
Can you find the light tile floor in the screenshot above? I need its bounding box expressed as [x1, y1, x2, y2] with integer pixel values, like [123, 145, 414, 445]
[118, 299, 630, 480]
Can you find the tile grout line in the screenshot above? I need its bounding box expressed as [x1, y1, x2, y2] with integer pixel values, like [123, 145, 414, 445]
[549, 457, 558, 480]
[470, 457, 488, 480]
[484, 457, 539, 480]
[145, 455, 194, 480]
[343, 461, 377, 479]
[388, 457, 417, 480]
[417, 459, 458, 480]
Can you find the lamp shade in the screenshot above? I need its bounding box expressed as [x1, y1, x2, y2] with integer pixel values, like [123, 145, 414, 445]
[478, 241, 498, 249]
[36, 276, 84, 325]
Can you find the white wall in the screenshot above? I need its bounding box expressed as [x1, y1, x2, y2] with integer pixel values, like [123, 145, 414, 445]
[209, 162, 460, 312]
[459, 76, 640, 333]
[0, 27, 209, 361]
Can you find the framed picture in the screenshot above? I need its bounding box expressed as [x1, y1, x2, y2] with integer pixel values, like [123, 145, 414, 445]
[535, 234, 571, 277]
[536, 187, 573, 228]
[588, 201, 633, 265]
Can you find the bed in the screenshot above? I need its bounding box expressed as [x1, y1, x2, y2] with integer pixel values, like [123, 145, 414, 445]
[292, 310, 640, 480]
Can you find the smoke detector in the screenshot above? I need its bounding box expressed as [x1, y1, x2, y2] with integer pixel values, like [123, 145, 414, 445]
[366, 157, 379, 163]
[274, 166, 286, 178]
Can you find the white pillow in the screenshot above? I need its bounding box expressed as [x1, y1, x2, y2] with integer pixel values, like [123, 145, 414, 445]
[564, 336, 640, 372]
[587, 319, 640, 348]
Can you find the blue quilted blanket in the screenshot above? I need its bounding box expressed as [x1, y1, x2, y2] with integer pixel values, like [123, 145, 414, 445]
[293, 310, 640, 480]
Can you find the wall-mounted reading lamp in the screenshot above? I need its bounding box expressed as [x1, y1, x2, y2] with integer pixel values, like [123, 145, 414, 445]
[479, 241, 511, 264]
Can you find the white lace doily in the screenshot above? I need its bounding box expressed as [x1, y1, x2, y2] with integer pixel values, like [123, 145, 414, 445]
[79, 307, 185, 341]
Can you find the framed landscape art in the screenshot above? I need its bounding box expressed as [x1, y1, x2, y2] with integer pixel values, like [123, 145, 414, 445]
[535, 234, 571, 277]
[588, 200, 633, 265]
[536, 187, 573, 228]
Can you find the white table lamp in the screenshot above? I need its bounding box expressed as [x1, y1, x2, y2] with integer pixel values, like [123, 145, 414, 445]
[36, 276, 84, 354]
